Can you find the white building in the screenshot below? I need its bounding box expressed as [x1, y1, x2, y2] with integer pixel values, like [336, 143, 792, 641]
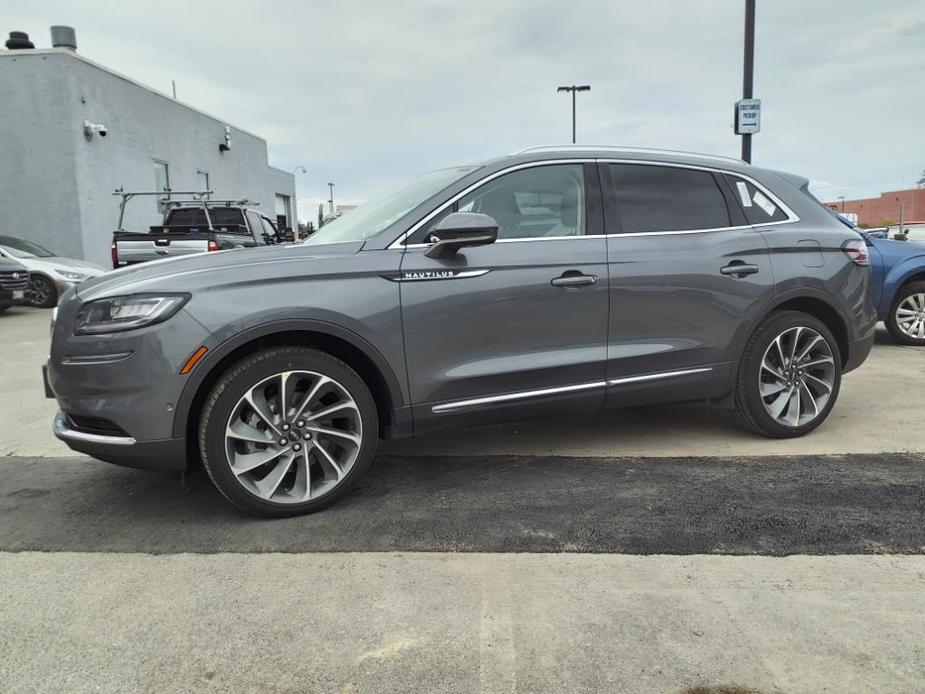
[0, 28, 297, 266]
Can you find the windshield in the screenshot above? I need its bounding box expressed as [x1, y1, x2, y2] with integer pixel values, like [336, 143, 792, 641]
[304, 166, 479, 245]
[0, 235, 55, 258]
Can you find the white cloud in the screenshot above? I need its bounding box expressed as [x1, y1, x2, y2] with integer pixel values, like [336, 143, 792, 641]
[8, 0, 924, 218]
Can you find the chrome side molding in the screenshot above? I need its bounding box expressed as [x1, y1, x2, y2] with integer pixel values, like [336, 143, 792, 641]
[607, 367, 713, 386]
[431, 381, 606, 413]
[431, 367, 714, 413]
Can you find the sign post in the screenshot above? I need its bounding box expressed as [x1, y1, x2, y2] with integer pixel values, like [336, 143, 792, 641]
[740, 0, 757, 162]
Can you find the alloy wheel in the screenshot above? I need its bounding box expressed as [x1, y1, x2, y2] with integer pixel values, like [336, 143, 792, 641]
[27, 276, 53, 307]
[758, 326, 836, 427]
[224, 370, 363, 503]
[895, 293, 925, 340]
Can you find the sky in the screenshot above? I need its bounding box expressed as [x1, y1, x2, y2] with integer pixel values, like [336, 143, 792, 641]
[7, 0, 925, 221]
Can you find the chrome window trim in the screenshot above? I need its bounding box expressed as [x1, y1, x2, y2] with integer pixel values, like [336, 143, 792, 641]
[430, 367, 714, 413]
[388, 159, 594, 249]
[599, 158, 800, 231]
[388, 158, 798, 250]
[401, 234, 607, 250]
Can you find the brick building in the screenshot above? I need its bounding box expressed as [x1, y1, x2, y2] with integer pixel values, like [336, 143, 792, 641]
[825, 188, 925, 227]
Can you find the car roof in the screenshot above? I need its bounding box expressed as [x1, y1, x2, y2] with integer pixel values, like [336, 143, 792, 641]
[496, 144, 752, 173]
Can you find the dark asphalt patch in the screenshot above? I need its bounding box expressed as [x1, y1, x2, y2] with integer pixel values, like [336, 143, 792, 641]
[1, 453, 923, 555]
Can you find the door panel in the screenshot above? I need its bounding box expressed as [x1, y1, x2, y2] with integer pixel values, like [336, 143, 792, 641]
[605, 230, 772, 373]
[602, 162, 775, 405]
[400, 238, 609, 429]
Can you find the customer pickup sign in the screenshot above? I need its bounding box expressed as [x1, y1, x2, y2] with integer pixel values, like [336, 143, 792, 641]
[735, 98, 761, 135]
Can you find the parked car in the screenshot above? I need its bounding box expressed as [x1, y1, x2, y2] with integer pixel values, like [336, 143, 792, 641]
[111, 195, 282, 269]
[0, 235, 106, 308]
[0, 256, 29, 313]
[859, 226, 925, 345]
[45, 146, 876, 516]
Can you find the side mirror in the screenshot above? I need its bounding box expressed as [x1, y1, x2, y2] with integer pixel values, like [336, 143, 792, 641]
[425, 212, 498, 259]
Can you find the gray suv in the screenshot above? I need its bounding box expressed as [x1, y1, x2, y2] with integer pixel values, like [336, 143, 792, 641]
[46, 146, 876, 516]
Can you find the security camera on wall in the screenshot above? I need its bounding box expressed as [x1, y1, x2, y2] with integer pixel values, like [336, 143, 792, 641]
[219, 125, 231, 152]
[83, 120, 108, 139]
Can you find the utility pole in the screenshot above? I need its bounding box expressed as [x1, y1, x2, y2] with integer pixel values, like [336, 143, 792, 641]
[327, 182, 335, 215]
[741, 0, 756, 163]
[557, 85, 591, 143]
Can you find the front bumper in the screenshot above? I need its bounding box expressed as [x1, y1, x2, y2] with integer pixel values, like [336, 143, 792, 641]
[53, 411, 187, 471]
[46, 299, 209, 473]
[0, 287, 27, 306]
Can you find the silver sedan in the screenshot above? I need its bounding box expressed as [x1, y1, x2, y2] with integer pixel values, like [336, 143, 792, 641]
[0, 235, 106, 308]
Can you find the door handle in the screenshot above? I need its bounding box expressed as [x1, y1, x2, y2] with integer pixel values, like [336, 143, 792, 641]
[551, 272, 597, 287]
[720, 262, 759, 278]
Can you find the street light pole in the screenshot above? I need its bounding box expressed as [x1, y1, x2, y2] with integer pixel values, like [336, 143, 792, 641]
[741, 0, 756, 163]
[327, 182, 335, 216]
[557, 85, 591, 143]
[289, 167, 306, 239]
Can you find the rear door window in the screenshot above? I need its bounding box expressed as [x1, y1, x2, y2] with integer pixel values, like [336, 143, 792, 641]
[608, 164, 731, 233]
[723, 175, 788, 224]
[246, 211, 265, 237]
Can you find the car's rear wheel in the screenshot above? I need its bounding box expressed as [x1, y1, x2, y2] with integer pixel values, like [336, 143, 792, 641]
[733, 310, 841, 438]
[27, 275, 57, 308]
[886, 282, 925, 346]
[199, 346, 378, 517]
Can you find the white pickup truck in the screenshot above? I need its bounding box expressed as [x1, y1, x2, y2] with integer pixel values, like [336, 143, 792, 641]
[110, 192, 282, 268]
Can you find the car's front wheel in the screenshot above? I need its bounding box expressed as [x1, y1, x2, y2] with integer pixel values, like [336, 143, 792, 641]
[27, 274, 57, 308]
[199, 346, 378, 517]
[886, 282, 925, 346]
[733, 310, 842, 438]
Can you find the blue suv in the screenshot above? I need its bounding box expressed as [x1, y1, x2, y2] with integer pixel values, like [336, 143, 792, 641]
[842, 223, 925, 345]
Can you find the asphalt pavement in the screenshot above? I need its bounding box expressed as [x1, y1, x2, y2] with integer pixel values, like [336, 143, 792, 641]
[2, 306, 925, 693]
[2, 452, 924, 555]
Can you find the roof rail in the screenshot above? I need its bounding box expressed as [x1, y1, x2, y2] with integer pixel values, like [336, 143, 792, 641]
[513, 144, 746, 165]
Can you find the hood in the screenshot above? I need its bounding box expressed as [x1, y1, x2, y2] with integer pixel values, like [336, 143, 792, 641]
[77, 241, 366, 302]
[15, 255, 106, 276]
[870, 236, 925, 264]
[0, 257, 28, 273]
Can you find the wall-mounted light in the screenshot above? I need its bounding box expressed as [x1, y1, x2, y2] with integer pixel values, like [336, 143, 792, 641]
[219, 125, 231, 152]
[83, 120, 108, 139]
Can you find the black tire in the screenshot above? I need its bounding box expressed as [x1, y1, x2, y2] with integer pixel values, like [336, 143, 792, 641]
[0, 305, 9, 314]
[199, 346, 379, 517]
[27, 274, 57, 308]
[885, 281, 925, 346]
[733, 310, 842, 438]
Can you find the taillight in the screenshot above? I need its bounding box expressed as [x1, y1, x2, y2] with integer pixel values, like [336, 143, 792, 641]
[842, 239, 869, 266]
[110, 241, 118, 267]
[207, 240, 219, 252]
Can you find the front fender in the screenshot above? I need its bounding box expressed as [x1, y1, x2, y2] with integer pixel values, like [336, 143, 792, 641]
[171, 312, 407, 440]
[882, 255, 925, 311]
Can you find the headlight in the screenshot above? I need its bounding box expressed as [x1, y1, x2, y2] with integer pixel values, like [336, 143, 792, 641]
[74, 294, 189, 335]
[56, 268, 89, 281]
